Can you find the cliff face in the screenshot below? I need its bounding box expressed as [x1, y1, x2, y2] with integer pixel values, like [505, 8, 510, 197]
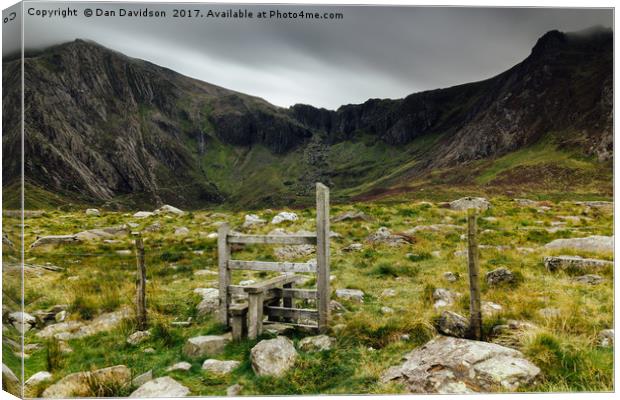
[2, 28, 613, 209]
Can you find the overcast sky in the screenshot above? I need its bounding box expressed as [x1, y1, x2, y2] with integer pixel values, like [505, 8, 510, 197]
[4, 3, 613, 109]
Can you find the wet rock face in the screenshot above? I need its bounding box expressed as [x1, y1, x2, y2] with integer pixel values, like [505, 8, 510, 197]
[382, 336, 540, 393]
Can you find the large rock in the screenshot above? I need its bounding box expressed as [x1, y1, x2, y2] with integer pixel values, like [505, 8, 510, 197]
[436, 311, 469, 338]
[572, 274, 604, 285]
[485, 268, 515, 286]
[129, 376, 190, 397]
[154, 205, 185, 216]
[2, 363, 20, 396]
[166, 362, 192, 372]
[382, 336, 540, 393]
[336, 288, 365, 302]
[24, 371, 53, 396]
[127, 330, 151, 345]
[298, 335, 335, 352]
[30, 234, 80, 249]
[42, 365, 131, 398]
[433, 288, 459, 309]
[366, 227, 413, 246]
[183, 333, 231, 357]
[251, 336, 298, 377]
[332, 211, 372, 223]
[543, 256, 613, 272]
[37, 308, 130, 340]
[597, 329, 614, 347]
[449, 197, 490, 211]
[75, 225, 128, 241]
[194, 288, 220, 316]
[85, 208, 100, 216]
[243, 214, 266, 228]
[8, 311, 37, 333]
[201, 359, 240, 374]
[544, 235, 613, 253]
[131, 370, 153, 387]
[274, 244, 315, 260]
[133, 211, 155, 218]
[271, 211, 298, 224]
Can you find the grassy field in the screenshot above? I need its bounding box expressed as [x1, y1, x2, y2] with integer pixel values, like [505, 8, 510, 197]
[2, 195, 614, 395]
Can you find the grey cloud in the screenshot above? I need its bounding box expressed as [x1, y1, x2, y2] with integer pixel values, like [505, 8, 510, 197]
[9, 2, 614, 108]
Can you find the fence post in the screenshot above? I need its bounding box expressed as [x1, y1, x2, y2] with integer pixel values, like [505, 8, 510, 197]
[218, 223, 231, 326]
[467, 208, 482, 340]
[316, 183, 330, 333]
[134, 234, 147, 330]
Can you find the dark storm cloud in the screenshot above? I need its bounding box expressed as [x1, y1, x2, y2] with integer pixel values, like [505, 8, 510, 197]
[11, 3, 613, 108]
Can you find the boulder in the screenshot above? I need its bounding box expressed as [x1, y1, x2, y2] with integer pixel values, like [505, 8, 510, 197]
[131, 370, 153, 387]
[2, 363, 20, 396]
[433, 288, 459, 309]
[382, 336, 540, 393]
[366, 227, 413, 246]
[572, 274, 604, 285]
[75, 225, 128, 241]
[271, 212, 299, 224]
[543, 256, 612, 273]
[329, 300, 347, 313]
[492, 320, 537, 336]
[336, 289, 365, 302]
[174, 227, 190, 236]
[481, 302, 503, 317]
[436, 311, 469, 338]
[129, 376, 190, 397]
[127, 330, 151, 345]
[30, 234, 80, 249]
[144, 222, 161, 232]
[274, 244, 315, 260]
[514, 198, 539, 207]
[485, 268, 515, 286]
[449, 197, 490, 211]
[154, 205, 185, 216]
[575, 201, 613, 211]
[166, 362, 192, 372]
[243, 214, 266, 228]
[342, 243, 363, 252]
[381, 306, 395, 314]
[133, 211, 155, 218]
[298, 335, 335, 352]
[42, 365, 131, 398]
[407, 224, 464, 234]
[250, 336, 298, 377]
[544, 235, 613, 253]
[597, 329, 614, 347]
[226, 384, 243, 396]
[8, 311, 37, 333]
[331, 211, 371, 223]
[37, 308, 130, 340]
[443, 272, 459, 282]
[194, 288, 219, 316]
[85, 208, 100, 216]
[201, 359, 240, 374]
[24, 371, 53, 396]
[381, 288, 396, 297]
[183, 333, 231, 357]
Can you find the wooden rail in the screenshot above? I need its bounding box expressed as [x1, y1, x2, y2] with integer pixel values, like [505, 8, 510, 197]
[228, 260, 317, 273]
[227, 234, 317, 245]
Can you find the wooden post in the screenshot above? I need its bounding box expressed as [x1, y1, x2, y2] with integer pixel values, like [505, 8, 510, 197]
[247, 292, 264, 340]
[316, 183, 330, 333]
[467, 208, 482, 340]
[218, 223, 231, 326]
[134, 235, 147, 330]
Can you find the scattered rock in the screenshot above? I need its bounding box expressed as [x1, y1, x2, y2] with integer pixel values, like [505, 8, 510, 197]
[381, 288, 396, 297]
[201, 359, 240, 374]
[366, 227, 413, 246]
[243, 214, 266, 228]
[116, 250, 132, 256]
[30, 234, 80, 249]
[271, 212, 298, 224]
[85, 208, 100, 216]
[485, 268, 515, 286]
[144, 222, 161, 232]
[143, 348, 155, 354]
[183, 333, 232, 357]
[2, 363, 20, 396]
[174, 227, 190, 236]
[239, 280, 256, 286]
[263, 323, 295, 335]
[543, 256, 612, 273]
[443, 272, 459, 282]
[298, 335, 335, 352]
[481, 302, 503, 317]
[75, 225, 129, 241]
[436, 311, 470, 338]
[544, 235, 613, 253]
[572, 274, 604, 285]
[37, 308, 130, 340]
[206, 232, 218, 239]
[329, 300, 347, 313]
[381, 306, 395, 314]
[55, 310, 67, 323]
[166, 362, 192, 372]
[449, 197, 490, 211]
[132, 370, 153, 387]
[407, 224, 463, 233]
[336, 288, 365, 302]
[492, 320, 537, 336]
[597, 329, 614, 347]
[382, 336, 540, 393]
[42, 365, 131, 398]
[274, 244, 315, 260]
[2, 232, 14, 250]
[433, 288, 459, 309]
[226, 383, 243, 396]
[8, 311, 37, 333]
[514, 198, 539, 207]
[130, 376, 190, 397]
[575, 201, 613, 211]
[342, 243, 363, 252]
[194, 288, 220, 316]
[332, 211, 372, 222]
[250, 336, 298, 377]
[133, 211, 155, 218]
[127, 330, 151, 345]
[24, 371, 53, 396]
[154, 205, 185, 216]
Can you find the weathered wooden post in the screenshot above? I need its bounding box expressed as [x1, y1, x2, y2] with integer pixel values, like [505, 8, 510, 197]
[316, 183, 330, 333]
[134, 234, 147, 330]
[467, 208, 482, 340]
[218, 223, 231, 326]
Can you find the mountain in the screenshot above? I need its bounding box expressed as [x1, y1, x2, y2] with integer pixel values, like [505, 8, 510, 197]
[2, 28, 613, 210]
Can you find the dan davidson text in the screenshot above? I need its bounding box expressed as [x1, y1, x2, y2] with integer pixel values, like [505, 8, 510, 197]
[95, 8, 166, 17]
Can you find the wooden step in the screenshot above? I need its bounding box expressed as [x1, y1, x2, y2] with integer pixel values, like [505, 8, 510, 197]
[265, 306, 319, 320]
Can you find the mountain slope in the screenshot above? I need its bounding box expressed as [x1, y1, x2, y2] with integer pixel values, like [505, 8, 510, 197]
[2, 28, 613, 209]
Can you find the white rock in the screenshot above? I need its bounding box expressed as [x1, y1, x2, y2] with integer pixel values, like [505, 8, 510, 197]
[116, 250, 132, 256]
[175, 227, 190, 236]
[336, 289, 365, 302]
[243, 214, 266, 228]
[2, 363, 20, 396]
[381, 306, 395, 314]
[381, 288, 396, 297]
[298, 335, 335, 352]
[132, 370, 153, 387]
[85, 209, 100, 216]
[154, 205, 185, 216]
[183, 334, 231, 357]
[206, 232, 218, 239]
[24, 371, 53, 395]
[130, 376, 190, 397]
[544, 235, 613, 253]
[543, 255, 613, 272]
[239, 280, 256, 286]
[42, 365, 131, 398]
[166, 361, 192, 372]
[382, 336, 540, 393]
[342, 243, 363, 252]
[8, 311, 37, 333]
[226, 384, 243, 396]
[134, 211, 155, 218]
[201, 359, 240, 374]
[251, 336, 298, 377]
[449, 197, 490, 211]
[598, 329, 614, 347]
[271, 212, 299, 224]
[127, 330, 151, 345]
